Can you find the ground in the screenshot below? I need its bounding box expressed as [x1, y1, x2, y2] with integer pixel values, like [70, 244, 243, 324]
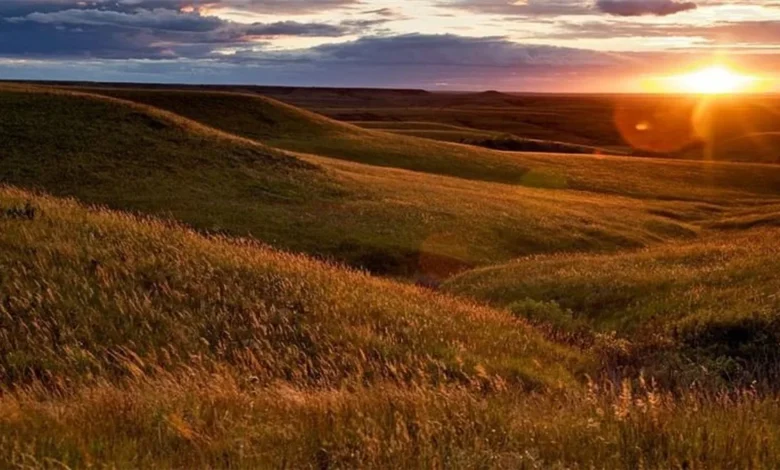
[1, 82, 780, 468]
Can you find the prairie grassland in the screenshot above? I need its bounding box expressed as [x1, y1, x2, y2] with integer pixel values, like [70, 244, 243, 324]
[4, 84, 780, 468]
[300, 92, 780, 164]
[445, 227, 780, 384]
[349, 121, 485, 131]
[4, 188, 780, 469]
[84, 87, 780, 203]
[1, 86, 720, 279]
[6, 373, 780, 469]
[0, 186, 582, 390]
[84, 87, 536, 185]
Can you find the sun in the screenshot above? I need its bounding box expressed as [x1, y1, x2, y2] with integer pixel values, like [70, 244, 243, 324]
[668, 66, 758, 94]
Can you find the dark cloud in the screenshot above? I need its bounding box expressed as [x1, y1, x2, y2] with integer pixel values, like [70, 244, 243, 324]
[596, 0, 697, 16]
[364, 8, 399, 17]
[0, 5, 361, 59]
[303, 34, 619, 68]
[0, 1, 359, 16]
[244, 21, 348, 37]
[1, 33, 778, 90]
[11, 8, 225, 31]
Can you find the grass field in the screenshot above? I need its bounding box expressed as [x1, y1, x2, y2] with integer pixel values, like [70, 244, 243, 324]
[75, 87, 780, 203]
[3, 85, 743, 280]
[4, 82, 780, 468]
[6, 187, 780, 469]
[281, 90, 780, 164]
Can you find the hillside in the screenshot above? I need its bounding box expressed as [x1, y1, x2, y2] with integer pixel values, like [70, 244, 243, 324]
[1, 85, 721, 279]
[0, 186, 588, 467]
[4, 84, 780, 468]
[84, 88, 536, 185]
[4, 188, 780, 468]
[445, 226, 780, 384]
[0, 186, 580, 389]
[81, 87, 780, 203]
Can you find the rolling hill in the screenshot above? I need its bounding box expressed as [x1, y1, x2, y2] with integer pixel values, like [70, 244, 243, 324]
[80, 87, 780, 203]
[1, 85, 721, 280]
[4, 84, 780, 468]
[444, 226, 780, 384]
[0, 186, 590, 467]
[3, 188, 780, 468]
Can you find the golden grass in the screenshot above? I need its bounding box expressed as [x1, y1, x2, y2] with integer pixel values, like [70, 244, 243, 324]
[0, 186, 583, 390]
[4, 364, 780, 468]
[3, 85, 780, 467]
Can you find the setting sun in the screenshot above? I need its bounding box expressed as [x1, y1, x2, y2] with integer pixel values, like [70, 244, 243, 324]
[667, 66, 758, 94]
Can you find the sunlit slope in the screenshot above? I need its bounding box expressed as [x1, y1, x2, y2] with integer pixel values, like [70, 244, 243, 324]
[7, 190, 780, 470]
[0, 186, 583, 390]
[0, 86, 708, 277]
[445, 226, 780, 334]
[87, 88, 534, 184]
[86, 87, 780, 203]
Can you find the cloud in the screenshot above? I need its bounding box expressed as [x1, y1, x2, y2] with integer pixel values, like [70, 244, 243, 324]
[441, 0, 593, 16]
[1, 33, 778, 90]
[551, 18, 780, 45]
[0, 33, 632, 89]
[302, 34, 619, 68]
[0, 1, 776, 91]
[209, 0, 359, 13]
[0, 6, 362, 60]
[243, 21, 348, 37]
[11, 8, 225, 31]
[596, 0, 697, 16]
[0, 0, 360, 19]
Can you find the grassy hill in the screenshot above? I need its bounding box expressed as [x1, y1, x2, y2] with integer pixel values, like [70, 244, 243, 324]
[80, 87, 780, 204]
[84, 88, 537, 185]
[1, 85, 720, 280]
[0, 186, 581, 390]
[445, 226, 780, 384]
[5, 84, 780, 468]
[0, 186, 586, 467]
[4, 188, 780, 468]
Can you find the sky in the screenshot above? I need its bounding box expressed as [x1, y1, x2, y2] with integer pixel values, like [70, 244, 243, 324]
[0, 0, 778, 91]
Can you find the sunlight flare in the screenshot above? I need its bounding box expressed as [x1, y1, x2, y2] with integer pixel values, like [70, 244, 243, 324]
[665, 66, 758, 94]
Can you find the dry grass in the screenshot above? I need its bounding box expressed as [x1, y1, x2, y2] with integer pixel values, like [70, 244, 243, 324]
[3, 365, 780, 468]
[0, 187, 583, 390]
[4, 84, 780, 468]
[445, 227, 780, 385]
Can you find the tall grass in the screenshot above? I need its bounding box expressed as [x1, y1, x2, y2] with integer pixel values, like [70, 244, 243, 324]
[3, 368, 780, 468]
[446, 227, 780, 386]
[0, 187, 583, 391]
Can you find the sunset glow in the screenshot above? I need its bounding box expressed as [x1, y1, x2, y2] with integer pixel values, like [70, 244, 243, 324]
[665, 66, 759, 95]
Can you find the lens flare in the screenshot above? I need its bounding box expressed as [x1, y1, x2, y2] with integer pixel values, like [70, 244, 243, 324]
[667, 66, 758, 95]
